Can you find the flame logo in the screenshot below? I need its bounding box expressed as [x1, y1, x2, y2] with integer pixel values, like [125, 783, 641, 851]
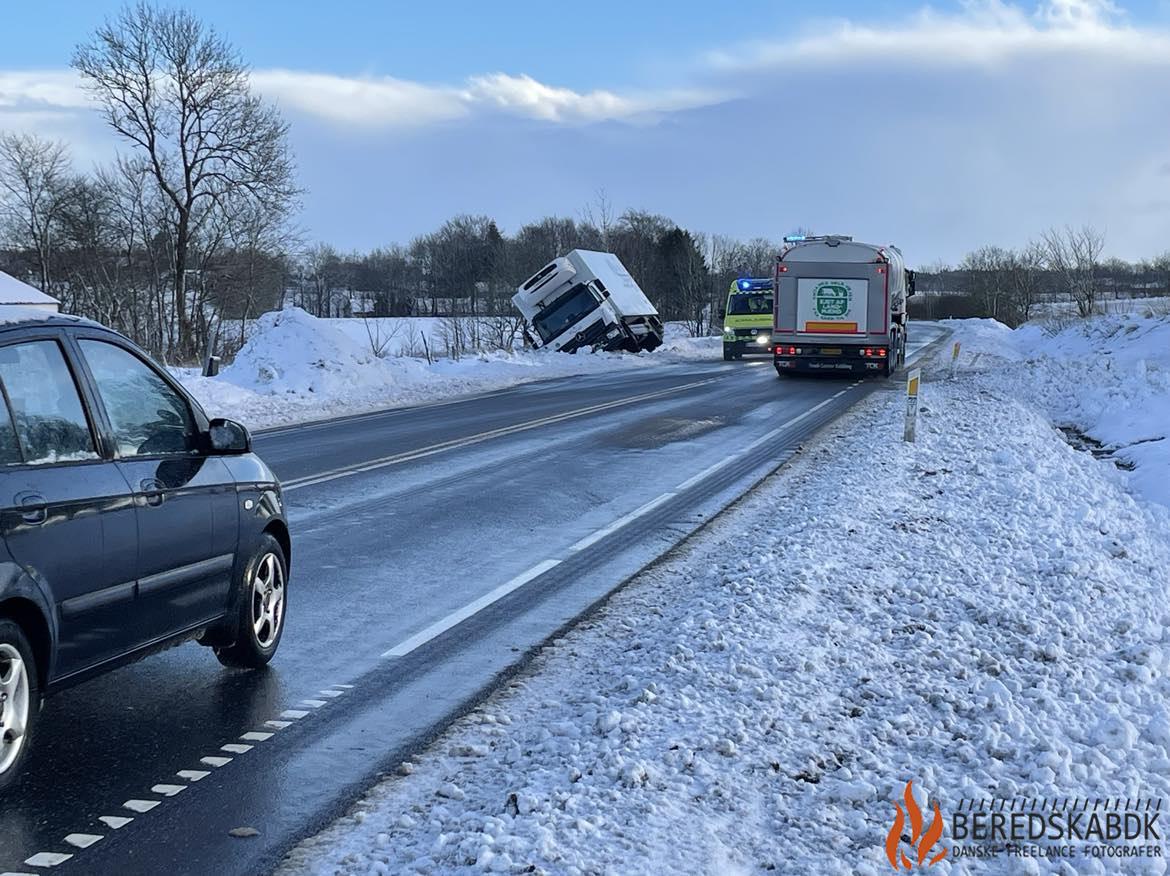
[885, 780, 948, 870]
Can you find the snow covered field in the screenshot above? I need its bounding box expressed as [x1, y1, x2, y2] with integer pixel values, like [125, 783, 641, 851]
[176, 308, 719, 430]
[277, 316, 1170, 875]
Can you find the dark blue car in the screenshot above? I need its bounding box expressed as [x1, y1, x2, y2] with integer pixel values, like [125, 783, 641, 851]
[0, 310, 289, 789]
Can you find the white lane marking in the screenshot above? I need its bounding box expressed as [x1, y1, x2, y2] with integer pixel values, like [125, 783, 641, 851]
[2, 870, 38, 875]
[241, 731, 274, 742]
[299, 699, 327, 709]
[382, 558, 561, 658]
[151, 784, 186, 797]
[22, 853, 72, 868]
[221, 743, 253, 754]
[280, 709, 309, 720]
[265, 720, 293, 730]
[177, 770, 210, 782]
[568, 493, 677, 553]
[284, 377, 724, 492]
[122, 800, 159, 813]
[201, 756, 232, 767]
[332, 684, 355, 689]
[63, 835, 102, 850]
[318, 689, 344, 698]
[97, 816, 132, 830]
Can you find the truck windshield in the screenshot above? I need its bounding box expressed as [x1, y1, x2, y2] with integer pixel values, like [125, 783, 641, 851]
[727, 293, 772, 316]
[532, 283, 600, 343]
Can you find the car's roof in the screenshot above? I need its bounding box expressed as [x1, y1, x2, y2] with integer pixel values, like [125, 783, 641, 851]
[0, 306, 108, 332]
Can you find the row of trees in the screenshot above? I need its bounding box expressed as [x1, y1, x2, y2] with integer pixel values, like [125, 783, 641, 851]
[913, 227, 1169, 327]
[0, 2, 296, 362]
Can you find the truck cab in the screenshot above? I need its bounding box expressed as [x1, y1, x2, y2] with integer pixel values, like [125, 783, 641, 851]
[721, 278, 774, 361]
[513, 250, 664, 354]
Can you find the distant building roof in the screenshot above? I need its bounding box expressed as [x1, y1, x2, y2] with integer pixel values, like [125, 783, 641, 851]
[0, 271, 59, 310]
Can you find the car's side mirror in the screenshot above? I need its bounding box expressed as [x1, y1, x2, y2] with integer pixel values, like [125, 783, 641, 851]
[208, 418, 252, 454]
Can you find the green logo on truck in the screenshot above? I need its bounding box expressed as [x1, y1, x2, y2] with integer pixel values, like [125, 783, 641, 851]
[813, 281, 852, 319]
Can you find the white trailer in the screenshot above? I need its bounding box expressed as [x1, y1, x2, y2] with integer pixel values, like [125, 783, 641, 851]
[513, 250, 664, 354]
[772, 235, 915, 376]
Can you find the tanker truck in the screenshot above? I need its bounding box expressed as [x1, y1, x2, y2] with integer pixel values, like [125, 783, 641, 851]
[771, 235, 915, 377]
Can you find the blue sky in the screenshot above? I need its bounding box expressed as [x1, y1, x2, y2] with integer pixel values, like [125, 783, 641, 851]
[3, 0, 1170, 263]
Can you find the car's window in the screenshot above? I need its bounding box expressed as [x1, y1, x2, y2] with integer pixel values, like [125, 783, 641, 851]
[0, 390, 22, 466]
[79, 340, 198, 457]
[0, 340, 98, 465]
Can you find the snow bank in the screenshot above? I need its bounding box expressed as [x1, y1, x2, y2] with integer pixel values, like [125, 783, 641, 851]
[944, 313, 1170, 509]
[278, 328, 1170, 875]
[177, 308, 720, 430]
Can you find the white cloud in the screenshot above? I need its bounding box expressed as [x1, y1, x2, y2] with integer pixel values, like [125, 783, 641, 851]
[707, 0, 1170, 71]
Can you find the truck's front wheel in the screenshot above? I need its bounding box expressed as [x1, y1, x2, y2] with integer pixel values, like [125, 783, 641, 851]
[723, 344, 735, 361]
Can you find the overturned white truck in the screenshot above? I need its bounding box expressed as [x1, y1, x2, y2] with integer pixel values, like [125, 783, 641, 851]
[514, 250, 664, 354]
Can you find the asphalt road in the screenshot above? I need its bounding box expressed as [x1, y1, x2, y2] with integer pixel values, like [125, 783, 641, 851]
[0, 326, 948, 875]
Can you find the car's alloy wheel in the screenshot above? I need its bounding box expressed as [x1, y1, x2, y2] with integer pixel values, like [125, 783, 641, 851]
[0, 642, 31, 777]
[251, 551, 285, 649]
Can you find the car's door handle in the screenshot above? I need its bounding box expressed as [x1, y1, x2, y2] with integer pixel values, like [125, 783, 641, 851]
[15, 492, 48, 525]
[139, 478, 165, 507]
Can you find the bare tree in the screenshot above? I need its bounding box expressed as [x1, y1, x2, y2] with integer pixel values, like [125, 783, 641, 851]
[1041, 225, 1105, 317]
[0, 132, 73, 294]
[73, 2, 298, 359]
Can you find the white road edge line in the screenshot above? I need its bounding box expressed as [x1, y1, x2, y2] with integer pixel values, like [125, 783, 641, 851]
[567, 492, 676, 553]
[382, 558, 561, 658]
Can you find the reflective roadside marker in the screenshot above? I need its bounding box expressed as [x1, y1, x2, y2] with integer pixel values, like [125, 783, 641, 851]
[904, 368, 921, 443]
[950, 341, 961, 381]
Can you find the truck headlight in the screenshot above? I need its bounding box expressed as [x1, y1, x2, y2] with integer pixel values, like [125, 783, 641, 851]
[723, 327, 735, 338]
[756, 334, 770, 345]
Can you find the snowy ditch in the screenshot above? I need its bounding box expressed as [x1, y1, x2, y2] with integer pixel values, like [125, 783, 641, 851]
[276, 315, 1170, 875]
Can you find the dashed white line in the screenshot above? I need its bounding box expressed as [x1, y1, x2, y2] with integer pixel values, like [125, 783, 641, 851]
[62, 835, 102, 850]
[265, 719, 293, 730]
[221, 743, 253, 754]
[22, 852, 71, 868]
[200, 756, 232, 767]
[122, 800, 159, 814]
[382, 558, 561, 658]
[97, 816, 132, 830]
[279, 709, 309, 720]
[299, 699, 327, 709]
[318, 689, 344, 698]
[177, 770, 210, 782]
[241, 731, 274, 742]
[151, 784, 186, 797]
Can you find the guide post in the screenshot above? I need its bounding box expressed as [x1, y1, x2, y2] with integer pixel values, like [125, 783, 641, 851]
[904, 368, 921, 442]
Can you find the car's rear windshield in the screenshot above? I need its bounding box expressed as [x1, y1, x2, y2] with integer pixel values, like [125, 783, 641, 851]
[727, 293, 772, 316]
[533, 284, 600, 343]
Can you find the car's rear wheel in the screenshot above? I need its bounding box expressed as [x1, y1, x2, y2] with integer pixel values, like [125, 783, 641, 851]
[0, 620, 37, 792]
[215, 535, 287, 669]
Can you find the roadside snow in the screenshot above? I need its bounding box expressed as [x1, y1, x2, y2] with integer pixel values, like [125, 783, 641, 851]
[177, 308, 720, 430]
[944, 314, 1170, 509]
[278, 319, 1170, 875]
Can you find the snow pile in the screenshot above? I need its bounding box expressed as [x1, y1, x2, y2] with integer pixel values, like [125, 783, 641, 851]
[279, 338, 1170, 875]
[945, 313, 1170, 508]
[178, 308, 721, 430]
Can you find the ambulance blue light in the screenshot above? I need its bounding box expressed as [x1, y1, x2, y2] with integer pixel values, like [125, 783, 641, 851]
[784, 235, 806, 243]
[739, 279, 750, 290]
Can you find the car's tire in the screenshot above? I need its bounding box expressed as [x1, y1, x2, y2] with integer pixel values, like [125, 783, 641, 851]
[215, 534, 287, 670]
[723, 345, 734, 361]
[0, 619, 38, 792]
